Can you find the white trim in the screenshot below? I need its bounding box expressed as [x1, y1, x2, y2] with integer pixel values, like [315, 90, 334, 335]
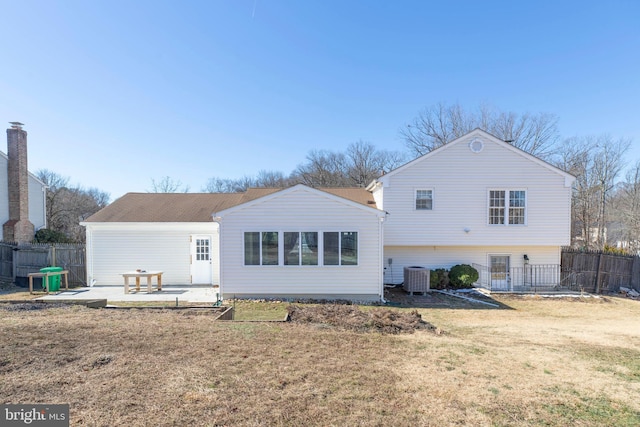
[214, 184, 384, 218]
[414, 188, 434, 211]
[242, 229, 361, 267]
[375, 129, 576, 186]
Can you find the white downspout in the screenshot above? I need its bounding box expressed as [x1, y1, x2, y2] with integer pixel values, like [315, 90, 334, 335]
[378, 213, 386, 303]
[212, 214, 223, 301]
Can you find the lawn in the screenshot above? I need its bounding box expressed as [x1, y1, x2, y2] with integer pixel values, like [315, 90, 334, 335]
[1, 295, 639, 426]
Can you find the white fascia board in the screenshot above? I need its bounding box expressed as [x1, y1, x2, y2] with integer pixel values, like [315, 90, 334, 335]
[213, 184, 385, 219]
[80, 222, 216, 231]
[374, 128, 576, 187]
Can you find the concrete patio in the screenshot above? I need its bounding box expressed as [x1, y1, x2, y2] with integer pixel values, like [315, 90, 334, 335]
[36, 285, 221, 304]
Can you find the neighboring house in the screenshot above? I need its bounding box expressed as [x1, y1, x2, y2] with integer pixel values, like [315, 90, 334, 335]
[367, 128, 575, 291]
[82, 185, 386, 301]
[0, 151, 47, 231]
[82, 128, 575, 298]
[1, 124, 47, 242]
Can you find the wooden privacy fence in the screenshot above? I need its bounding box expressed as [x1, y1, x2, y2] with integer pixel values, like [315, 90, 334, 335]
[0, 242, 86, 288]
[561, 248, 639, 293]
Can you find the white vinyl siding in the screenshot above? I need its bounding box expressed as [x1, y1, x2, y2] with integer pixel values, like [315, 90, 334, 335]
[219, 187, 383, 300]
[0, 155, 47, 231]
[383, 245, 561, 285]
[85, 223, 219, 286]
[377, 133, 572, 247]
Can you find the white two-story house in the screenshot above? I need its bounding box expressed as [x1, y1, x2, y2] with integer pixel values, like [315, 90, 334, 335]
[368, 128, 575, 291]
[83, 128, 574, 299]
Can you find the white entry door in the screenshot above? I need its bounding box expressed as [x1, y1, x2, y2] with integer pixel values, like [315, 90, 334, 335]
[490, 255, 510, 291]
[191, 235, 213, 284]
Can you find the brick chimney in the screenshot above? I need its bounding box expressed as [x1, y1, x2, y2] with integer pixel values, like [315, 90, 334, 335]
[3, 122, 35, 243]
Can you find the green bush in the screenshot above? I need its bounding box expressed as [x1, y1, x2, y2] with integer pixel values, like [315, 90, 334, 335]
[35, 228, 70, 243]
[448, 264, 479, 289]
[429, 268, 450, 290]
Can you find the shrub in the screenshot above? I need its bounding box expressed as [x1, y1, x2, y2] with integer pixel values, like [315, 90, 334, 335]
[35, 228, 70, 243]
[429, 268, 450, 290]
[448, 264, 479, 289]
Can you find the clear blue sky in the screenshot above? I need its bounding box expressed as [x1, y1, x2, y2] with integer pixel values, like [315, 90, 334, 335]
[1, 0, 639, 200]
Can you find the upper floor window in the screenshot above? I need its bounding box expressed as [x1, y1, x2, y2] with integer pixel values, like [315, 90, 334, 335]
[489, 190, 526, 225]
[415, 189, 433, 210]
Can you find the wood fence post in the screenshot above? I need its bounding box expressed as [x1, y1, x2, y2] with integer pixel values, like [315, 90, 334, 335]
[632, 256, 640, 292]
[595, 253, 604, 294]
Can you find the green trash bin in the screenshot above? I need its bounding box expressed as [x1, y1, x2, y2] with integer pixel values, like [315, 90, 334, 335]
[40, 266, 63, 292]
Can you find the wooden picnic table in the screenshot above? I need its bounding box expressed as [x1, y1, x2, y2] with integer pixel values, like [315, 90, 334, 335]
[122, 271, 163, 294]
[28, 270, 70, 294]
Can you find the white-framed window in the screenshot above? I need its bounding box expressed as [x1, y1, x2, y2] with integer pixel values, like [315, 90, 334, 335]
[323, 232, 358, 266]
[284, 232, 319, 266]
[415, 189, 433, 210]
[244, 231, 357, 266]
[244, 231, 279, 265]
[489, 190, 526, 225]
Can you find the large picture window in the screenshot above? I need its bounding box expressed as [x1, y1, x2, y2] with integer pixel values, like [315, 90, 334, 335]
[246, 231, 357, 266]
[284, 232, 319, 266]
[244, 231, 278, 265]
[489, 190, 526, 225]
[323, 232, 358, 266]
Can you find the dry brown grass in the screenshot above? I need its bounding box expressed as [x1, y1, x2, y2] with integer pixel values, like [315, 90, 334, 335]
[1, 295, 639, 426]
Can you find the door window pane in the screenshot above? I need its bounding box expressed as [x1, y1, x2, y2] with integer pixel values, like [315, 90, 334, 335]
[196, 238, 210, 261]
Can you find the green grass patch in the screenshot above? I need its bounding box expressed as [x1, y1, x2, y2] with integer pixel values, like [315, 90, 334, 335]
[229, 299, 289, 321]
[543, 387, 640, 426]
[573, 343, 640, 382]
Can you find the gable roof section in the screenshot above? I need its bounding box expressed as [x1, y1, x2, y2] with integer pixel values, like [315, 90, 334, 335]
[373, 128, 576, 186]
[83, 186, 378, 223]
[214, 184, 381, 218]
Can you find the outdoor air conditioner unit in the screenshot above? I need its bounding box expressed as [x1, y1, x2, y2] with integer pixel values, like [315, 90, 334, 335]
[403, 266, 431, 295]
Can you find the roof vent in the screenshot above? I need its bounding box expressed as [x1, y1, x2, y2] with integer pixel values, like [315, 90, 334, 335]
[469, 138, 484, 153]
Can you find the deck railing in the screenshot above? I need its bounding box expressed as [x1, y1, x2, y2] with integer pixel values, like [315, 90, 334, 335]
[472, 263, 562, 292]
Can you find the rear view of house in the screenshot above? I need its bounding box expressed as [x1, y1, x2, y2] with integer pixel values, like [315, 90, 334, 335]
[82, 185, 385, 301]
[83, 128, 575, 298]
[369, 128, 575, 291]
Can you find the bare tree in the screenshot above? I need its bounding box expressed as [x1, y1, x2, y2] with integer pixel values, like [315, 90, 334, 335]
[610, 161, 640, 252]
[555, 136, 630, 248]
[292, 142, 406, 188]
[293, 150, 350, 187]
[36, 169, 111, 242]
[202, 170, 293, 193]
[202, 177, 238, 193]
[591, 136, 630, 246]
[402, 102, 560, 159]
[149, 176, 190, 193]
